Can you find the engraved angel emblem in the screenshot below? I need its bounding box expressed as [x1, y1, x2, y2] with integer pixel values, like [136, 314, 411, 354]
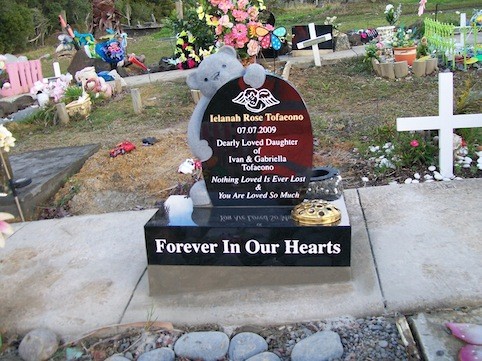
[232, 88, 280, 113]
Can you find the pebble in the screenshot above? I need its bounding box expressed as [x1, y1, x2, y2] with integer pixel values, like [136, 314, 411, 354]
[229, 332, 268, 361]
[404, 178, 412, 184]
[412, 179, 419, 184]
[413, 172, 421, 179]
[18, 328, 59, 361]
[291, 331, 343, 361]
[173, 331, 229, 361]
[137, 347, 174, 361]
[379, 340, 389, 348]
[3, 316, 411, 361]
[424, 174, 433, 180]
[428, 165, 437, 172]
[104, 356, 131, 361]
[433, 171, 444, 180]
[246, 352, 281, 361]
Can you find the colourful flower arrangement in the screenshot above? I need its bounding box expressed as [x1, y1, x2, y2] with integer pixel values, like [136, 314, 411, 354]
[196, 0, 267, 60]
[174, 30, 215, 69]
[391, 26, 415, 48]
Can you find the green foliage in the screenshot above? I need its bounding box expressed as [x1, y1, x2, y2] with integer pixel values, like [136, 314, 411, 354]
[395, 131, 437, 168]
[62, 86, 84, 104]
[0, 1, 33, 53]
[168, 0, 215, 51]
[364, 42, 380, 62]
[456, 76, 482, 115]
[361, 125, 438, 174]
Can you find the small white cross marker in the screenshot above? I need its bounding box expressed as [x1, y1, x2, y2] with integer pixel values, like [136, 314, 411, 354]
[296, 23, 332, 67]
[397, 72, 482, 178]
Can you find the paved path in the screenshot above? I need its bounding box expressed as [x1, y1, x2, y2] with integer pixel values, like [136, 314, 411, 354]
[1, 179, 480, 353]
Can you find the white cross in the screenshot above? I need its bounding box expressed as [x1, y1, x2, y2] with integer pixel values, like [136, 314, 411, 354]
[296, 23, 332, 67]
[397, 72, 482, 178]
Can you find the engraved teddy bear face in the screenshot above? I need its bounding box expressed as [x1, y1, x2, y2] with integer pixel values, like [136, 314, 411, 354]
[186, 46, 245, 99]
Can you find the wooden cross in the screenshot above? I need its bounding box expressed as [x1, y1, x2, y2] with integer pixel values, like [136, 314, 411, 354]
[397, 72, 482, 178]
[296, 23, 332, 67]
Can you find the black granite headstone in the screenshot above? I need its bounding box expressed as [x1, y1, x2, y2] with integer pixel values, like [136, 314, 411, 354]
[144, 67, 351, 288]
[201, 74, 313, 206]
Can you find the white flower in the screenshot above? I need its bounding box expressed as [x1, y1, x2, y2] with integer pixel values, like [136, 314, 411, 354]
[0, 125, 15, 152]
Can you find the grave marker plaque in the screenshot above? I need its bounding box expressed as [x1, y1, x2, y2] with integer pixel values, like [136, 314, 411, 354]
[201, 74, 313, 206]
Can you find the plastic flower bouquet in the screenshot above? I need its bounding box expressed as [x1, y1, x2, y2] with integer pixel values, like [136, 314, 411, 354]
[196, 0, 266, 60]
[385, 4, 402, 26]
[391, 27, 415, 48]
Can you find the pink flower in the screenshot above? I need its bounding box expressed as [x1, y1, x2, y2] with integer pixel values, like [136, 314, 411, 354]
[218, 14, 233, 29]
[247, 6, 259, 21]
[232, 9, 249, 22]
[247, 39, 260, 56]
[218, 0, 234, 14]
[187, 58, 197, 68]
[237, 0, 249, 9]
[376, 42, 384, 49]
[410, 140, 419, 147]
[0, 212, 15, 248]
[418, 0, 427, 16]
[222, 33, 236, 47]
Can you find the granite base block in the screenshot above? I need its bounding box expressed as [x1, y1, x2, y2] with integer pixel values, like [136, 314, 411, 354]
[144, 195, 352, 295]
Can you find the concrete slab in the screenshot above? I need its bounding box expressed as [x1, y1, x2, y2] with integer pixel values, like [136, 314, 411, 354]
[0, 209, 156, 340]
[409, 307, 482, 361]
[357, 179, 482, 313]
[0, 144, 100, 219]
[121, 189, 384, 327]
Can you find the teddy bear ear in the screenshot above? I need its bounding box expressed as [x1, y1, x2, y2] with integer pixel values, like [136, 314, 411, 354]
[186, 72, 198, 90]
[218, 45, 237, 58]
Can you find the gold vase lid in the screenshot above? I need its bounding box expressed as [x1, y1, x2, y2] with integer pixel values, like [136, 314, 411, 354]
[291, 199, 342, 225]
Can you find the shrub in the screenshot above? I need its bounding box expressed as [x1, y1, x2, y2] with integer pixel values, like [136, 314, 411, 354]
[0, 1, 33, 53]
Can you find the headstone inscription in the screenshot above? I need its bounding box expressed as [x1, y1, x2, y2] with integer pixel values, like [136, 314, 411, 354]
[201, 74, 313, 206]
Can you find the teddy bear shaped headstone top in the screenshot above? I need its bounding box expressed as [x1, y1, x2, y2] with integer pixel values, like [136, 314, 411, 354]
[186, 46, 266, 206]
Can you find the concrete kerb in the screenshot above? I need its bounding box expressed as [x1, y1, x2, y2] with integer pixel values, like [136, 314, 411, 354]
[0, 144, 100, 220]
[118, 45, 367, 88]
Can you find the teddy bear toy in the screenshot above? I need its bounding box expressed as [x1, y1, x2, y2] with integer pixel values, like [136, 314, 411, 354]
[185, 46, 266, 206]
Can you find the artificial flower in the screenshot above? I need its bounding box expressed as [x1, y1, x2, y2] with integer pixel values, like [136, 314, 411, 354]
[0, 125, 15, 152]
[410, 140, 420, 147]
[247, 39, 260, 56]
[0, 212, 15, 248]
[197, 5, 205, 20]
[418, 0, 427, 16]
